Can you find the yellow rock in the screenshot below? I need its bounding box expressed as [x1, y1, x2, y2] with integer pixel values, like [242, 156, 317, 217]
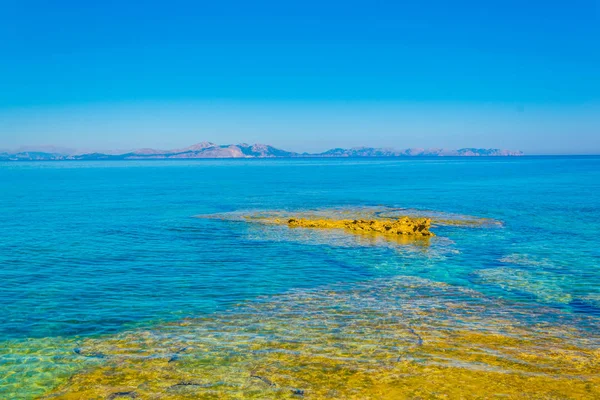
[286, 217, 434, 237]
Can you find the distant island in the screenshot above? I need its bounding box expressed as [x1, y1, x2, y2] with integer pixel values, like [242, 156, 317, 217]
[0, 142, 524, 161]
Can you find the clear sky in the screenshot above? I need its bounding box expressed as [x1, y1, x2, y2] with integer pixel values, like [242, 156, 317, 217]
[1, 0, 599, 154]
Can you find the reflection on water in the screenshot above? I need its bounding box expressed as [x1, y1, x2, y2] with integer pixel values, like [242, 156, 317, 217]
[38, 277, 599, 399]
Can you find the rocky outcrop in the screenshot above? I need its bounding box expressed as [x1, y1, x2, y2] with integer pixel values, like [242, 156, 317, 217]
[286, 217, 434, 237]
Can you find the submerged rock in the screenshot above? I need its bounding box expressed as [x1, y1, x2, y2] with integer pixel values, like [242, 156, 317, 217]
[286, 217, 434, 237]
[107, 391, 137, 399]
[42, 277, 600, 400]
[198, 206, 502, 236]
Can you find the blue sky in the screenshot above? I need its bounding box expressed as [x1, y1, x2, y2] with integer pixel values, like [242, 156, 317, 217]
[1, 0, 598, 154]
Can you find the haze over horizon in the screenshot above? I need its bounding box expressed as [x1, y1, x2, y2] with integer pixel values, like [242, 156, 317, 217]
[1, 1, 599, 155]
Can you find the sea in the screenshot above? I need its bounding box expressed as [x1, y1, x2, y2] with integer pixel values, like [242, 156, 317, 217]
[0, 157, 599, 399]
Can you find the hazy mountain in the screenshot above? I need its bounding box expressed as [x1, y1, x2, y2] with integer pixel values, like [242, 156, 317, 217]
[14, 145, 78, 155]
[0, 142, 524, 161]
[318, 147, 401, 157]
[306, 147, 523, 157]
[1, 151, 67, 161]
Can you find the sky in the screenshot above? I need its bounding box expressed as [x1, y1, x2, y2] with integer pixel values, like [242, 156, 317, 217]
[0, 0, 599, 154]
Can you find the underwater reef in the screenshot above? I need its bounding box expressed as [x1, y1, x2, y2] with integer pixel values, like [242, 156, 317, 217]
[42, 277, 599, 399]
[207, 206, 500, 229]
[199, 206, 501, 244]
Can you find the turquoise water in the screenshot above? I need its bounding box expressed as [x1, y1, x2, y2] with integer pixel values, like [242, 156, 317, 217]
[1, 157, 599, 397]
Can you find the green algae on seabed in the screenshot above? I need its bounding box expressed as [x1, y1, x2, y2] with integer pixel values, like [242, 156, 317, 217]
[0, 336, 100, 400]
[42, 277, 600, 399]
[473, 267, 574, 304]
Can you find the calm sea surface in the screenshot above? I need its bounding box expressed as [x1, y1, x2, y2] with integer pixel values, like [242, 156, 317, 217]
[1, 157, 599, 398]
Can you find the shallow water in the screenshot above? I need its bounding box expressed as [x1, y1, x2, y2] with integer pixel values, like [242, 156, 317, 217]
[0, 157, 599, 398]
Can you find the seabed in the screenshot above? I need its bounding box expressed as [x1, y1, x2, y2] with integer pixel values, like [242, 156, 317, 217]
[43, 277, 599, 399]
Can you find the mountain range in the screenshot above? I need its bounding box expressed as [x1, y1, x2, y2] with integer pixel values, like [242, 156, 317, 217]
[0, 142, 524, 161]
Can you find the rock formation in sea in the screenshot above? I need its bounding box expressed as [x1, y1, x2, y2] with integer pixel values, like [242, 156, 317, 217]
[286, 217, 434, 237]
